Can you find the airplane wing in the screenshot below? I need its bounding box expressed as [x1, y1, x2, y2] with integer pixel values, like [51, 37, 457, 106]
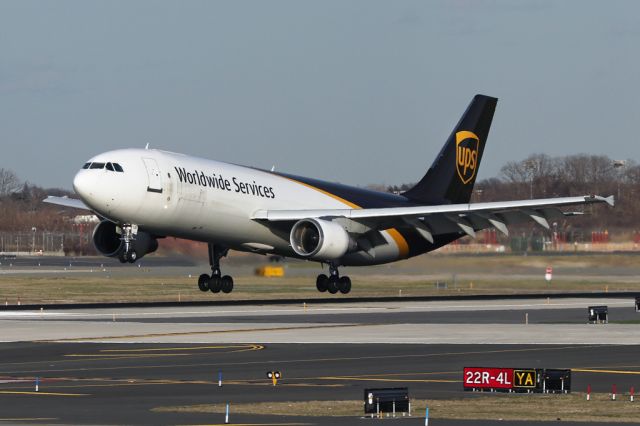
[252, 195, 614, 241]
[43, 196, 91, 211]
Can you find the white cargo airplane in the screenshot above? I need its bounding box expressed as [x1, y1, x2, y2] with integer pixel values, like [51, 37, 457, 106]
[45, 95, 613, 295]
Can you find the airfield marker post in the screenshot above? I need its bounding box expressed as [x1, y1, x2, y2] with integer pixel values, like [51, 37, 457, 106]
[612, 384, 617, 401]
[225, 402, 229, 423]
[631, 386, 635, 402]
[35, 376, 39, 392]
[392, 400, 396, 417]
[218, 371, 222, 387]
[587, 384, 591, 401]
[424, 406, 429, 425]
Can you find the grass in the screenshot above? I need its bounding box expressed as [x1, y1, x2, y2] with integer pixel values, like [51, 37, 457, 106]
[1, 253, 640, 304]
[152, 393, 640, 422]
[0, 274, 638, 305]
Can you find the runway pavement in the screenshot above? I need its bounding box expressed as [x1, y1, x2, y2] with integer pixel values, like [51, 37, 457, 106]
[1, 296, 640, 425]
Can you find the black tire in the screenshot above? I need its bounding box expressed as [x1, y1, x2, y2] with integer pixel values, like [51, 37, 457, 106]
[327, 276, 339, 294]
[209, 275, 222, 293]
[126, 250, 137, 263]
[221, 275, 234, 293]
[338, 276, 351, 294]
[198, 274, 210, 292]
[316, 274, 329, 292]
[118, 251, 127, 263]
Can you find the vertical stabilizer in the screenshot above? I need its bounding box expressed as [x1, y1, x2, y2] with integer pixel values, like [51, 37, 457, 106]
[402, 94, 497, 205]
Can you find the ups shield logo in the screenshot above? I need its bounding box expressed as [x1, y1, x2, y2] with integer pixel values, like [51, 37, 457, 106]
[455, 131, 480, 184]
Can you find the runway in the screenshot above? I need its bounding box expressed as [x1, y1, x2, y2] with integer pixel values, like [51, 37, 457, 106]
[1, 296, 639, 425]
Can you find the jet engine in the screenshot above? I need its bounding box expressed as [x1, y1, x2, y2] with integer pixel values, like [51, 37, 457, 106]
[289, 218, 354, 260]
[92, 220, 158, 260]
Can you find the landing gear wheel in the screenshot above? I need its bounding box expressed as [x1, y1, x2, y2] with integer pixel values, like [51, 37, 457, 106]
[221, 275, 234, 293]
[327, 276, 339, 294]
[118, 251, 127, 263]
[126, 250, 137, 263]
[198, 274, 210, 292]
[338, 276, 351, 294]
[209, 275, 222, 293]
[316, 274, 329, 292]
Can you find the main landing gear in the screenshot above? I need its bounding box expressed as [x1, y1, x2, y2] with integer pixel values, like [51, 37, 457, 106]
[316, 263, 351, 295]
[118, 224, 138, 263]
[197, 243, 234, 294]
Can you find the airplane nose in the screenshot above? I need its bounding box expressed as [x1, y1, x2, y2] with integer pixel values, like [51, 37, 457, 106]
[73, 170, 91, 200]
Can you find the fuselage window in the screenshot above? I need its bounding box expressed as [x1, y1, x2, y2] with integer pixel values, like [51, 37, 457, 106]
[89, 162, 105, 169]
[82, 162, 91, 169]
[113, 163, 124, 172]
[106, 162, 115, 171]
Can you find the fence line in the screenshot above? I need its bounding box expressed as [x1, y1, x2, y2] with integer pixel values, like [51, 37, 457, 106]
[0, 230, 94, 255]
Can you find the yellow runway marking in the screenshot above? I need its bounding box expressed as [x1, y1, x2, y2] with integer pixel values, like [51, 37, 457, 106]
[0, 390, 88, 396]
[181, 424, 312, 426]
[100, 344, 264, 353]
[0, 418, 57, 421]
[321, 371, 457, 378]
[319, 376, 458, 383]
[573, 368, 640, 375]
[1, 344, 597, 376]
[65, 353, 193, 358]
[38, 323, 366, 342]
[0, 344, 264, 369]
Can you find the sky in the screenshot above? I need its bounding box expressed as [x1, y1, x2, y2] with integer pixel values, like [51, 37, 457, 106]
[1, 0, 639, 190]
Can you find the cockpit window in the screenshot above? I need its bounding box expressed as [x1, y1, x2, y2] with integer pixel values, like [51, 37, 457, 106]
[105, 162, 115, 171]
[113, 163, 124, 172]
[82, 162, 91, 169]
[89, 162, 105, 169]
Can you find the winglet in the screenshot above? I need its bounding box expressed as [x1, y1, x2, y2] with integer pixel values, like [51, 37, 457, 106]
[585, 194, 614, 207]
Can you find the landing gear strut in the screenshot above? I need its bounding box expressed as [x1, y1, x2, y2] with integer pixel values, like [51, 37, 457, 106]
[197, 244, 234, 294]
[316, 263, 351, 295]
[118, 224, 138, 263]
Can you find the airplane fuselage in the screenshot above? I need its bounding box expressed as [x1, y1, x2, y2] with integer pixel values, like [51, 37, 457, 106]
[73, 148, 441, 266]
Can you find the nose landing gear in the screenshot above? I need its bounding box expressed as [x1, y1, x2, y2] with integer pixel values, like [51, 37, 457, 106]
[197, 243, 234, 294]
[316, 263, 351, 295]
[118, 224, 138, 263]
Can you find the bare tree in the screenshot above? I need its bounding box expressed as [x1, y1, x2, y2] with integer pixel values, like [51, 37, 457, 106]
[0, 168, 21, 197]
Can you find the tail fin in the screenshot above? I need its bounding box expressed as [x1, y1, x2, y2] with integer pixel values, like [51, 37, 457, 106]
[402, 94, 498, 205]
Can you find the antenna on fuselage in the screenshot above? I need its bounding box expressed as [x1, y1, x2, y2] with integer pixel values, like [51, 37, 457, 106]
[270, 165, 275, 172]
[145, 143, 150, 150]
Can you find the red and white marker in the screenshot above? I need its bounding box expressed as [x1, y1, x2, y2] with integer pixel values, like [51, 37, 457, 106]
[545, 266, 553, 282]
[587, 384, 591, 401]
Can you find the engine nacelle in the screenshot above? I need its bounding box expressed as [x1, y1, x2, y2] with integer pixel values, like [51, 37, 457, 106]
[92, 220, 158, 260]
[290, 218, 353, 260]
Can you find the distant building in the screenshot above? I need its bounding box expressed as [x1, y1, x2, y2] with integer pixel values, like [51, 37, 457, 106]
[72, 215, 99, 224]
